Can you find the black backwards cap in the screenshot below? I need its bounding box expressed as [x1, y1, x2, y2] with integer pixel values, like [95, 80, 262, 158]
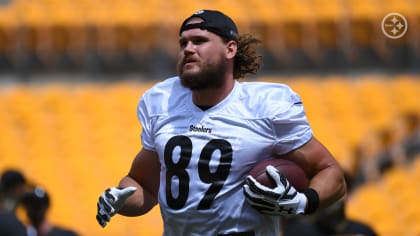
[21, 186, 50, 209]
[179, 10, 238, 41]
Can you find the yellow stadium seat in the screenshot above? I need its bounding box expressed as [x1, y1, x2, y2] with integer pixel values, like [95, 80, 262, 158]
[380, 0, 414, 16]
[347, 0, 383, 20]
[391, 75, 420, 113]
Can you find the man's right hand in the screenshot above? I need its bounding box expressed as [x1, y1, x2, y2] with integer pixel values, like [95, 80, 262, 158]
[96, 186, 137, 227]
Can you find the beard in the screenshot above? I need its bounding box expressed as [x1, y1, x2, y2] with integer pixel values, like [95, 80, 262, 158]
[178, 56, 228, 91]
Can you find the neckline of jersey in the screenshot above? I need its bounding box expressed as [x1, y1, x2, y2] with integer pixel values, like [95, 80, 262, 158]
[190, 80, 239, 113]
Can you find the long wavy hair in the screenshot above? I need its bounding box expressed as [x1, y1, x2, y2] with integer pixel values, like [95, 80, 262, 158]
[231, 34, 262, 79]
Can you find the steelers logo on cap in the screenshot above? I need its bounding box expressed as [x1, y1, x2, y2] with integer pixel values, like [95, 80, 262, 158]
[194, 10, 205, 15]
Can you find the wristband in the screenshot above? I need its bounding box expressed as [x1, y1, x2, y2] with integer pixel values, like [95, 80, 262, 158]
[302, 188, 319, 214]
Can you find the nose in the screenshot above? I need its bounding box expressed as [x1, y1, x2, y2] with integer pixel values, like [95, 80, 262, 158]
[183, 41, 195, 54]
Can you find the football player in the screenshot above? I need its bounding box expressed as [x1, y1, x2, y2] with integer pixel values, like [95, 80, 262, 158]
[96, 9, 346, 236]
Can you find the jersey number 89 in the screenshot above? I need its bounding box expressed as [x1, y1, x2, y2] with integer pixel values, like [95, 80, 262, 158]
[164, 135, 233, 210]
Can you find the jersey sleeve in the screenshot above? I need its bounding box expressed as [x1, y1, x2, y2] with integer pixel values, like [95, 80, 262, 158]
[137, 95, 156, 151]
[271, 89, 313, 155]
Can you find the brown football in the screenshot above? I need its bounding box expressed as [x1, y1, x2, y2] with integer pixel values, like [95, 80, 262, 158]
[249, 158, 309, 191]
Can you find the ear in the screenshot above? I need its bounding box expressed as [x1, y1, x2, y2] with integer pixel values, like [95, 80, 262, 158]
[225, 40, 237, 60]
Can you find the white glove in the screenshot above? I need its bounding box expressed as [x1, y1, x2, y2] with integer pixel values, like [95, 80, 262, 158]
[96, 186, 136, 227]
[243, 165, 307, 216]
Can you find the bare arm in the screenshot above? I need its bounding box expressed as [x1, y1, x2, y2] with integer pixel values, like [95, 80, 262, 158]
[117, 148, 161, 216]
[278, 137, 347, 209]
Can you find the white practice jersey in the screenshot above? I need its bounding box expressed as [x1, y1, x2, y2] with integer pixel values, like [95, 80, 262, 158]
[137, 76, 313, 236]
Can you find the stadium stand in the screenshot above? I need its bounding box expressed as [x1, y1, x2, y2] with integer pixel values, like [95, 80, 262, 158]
[347, 156, 420, 235]
[0, 0, 418, 74]
[0, 0, 419, 235]
[1, 74, 420, 235]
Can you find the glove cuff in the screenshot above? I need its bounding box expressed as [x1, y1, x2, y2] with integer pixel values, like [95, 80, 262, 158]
[295, 192, 308, 214]
[302, 188, 319, 214]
